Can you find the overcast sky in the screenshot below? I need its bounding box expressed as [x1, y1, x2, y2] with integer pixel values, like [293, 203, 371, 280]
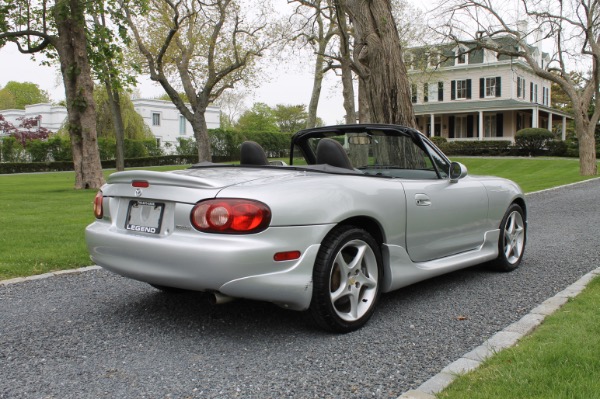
[0, 37, 348, 125]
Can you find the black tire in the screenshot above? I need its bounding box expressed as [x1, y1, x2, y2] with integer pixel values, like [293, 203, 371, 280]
[149, 284, 188, 293]
[489, 203, 526, 272]
[310, 225, 383, 333]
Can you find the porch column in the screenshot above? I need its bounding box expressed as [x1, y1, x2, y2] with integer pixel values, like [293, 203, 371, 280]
[532, 107, 538, 128]
[547, 111, 553, 131]
[430, 113, 435, 137]
[478, 110, 484, 141]
[562, 116, 567, 141]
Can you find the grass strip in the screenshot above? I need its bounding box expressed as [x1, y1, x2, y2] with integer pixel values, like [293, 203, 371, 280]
[438, 276, 600, 399]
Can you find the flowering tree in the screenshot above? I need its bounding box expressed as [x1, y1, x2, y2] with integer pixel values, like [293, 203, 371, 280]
[0, 115, 51, 146]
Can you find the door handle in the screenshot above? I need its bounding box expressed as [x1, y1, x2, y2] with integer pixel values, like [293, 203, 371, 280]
[415, 194, 431, 206]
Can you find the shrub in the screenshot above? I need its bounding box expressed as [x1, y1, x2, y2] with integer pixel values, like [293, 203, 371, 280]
[47, 136, 72, 161]
[515, 128, 554, 155]
[176, 137, 197, 156]
[210, 128, 243, 159]
[1, 136, 25, 162]
[26, 139, 51, 162]
[98, 138, 117, 160]
[547, 140, 568, 157]
[430, 136, 447, 147]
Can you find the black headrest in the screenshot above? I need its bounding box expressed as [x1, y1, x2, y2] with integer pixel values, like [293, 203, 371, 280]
[316, 138, 354, 170]
[240, 141, 269, 165]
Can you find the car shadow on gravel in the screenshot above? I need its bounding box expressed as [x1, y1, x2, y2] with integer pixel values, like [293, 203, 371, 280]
[97, 261, 509, 338]
[102, 284, 320, 337]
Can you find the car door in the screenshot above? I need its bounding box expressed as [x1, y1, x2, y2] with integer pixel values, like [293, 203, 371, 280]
[402, 177, 489, 263]
[396, 137, 489, 263]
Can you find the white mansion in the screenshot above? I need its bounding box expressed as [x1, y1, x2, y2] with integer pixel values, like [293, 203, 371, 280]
[406, 37, 571, 141]
[0, 99, 220, 150]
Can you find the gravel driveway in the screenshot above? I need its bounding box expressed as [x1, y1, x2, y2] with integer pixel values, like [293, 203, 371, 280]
[1, 179, 599, 399]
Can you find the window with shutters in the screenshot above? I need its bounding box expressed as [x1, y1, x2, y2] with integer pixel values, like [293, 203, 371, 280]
[455, 116, 468, 138]
[427, 82, 439, 103]
[485, 77, 498, 97]
[456, 80, 468, 99]
[517, 77, 526, 99]
[484, 114, 496, 137]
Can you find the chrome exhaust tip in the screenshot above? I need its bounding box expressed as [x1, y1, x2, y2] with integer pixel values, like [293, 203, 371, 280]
[210, 292, 235, 305]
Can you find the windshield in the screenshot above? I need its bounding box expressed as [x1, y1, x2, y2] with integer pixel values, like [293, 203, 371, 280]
[295, 132, 449, 179]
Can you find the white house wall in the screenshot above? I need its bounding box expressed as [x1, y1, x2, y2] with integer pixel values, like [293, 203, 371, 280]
[0, 99, 221, 150]
[131, 99, 220, 150]
[409, 61, 551, 105]
[0, 103, 68, 132]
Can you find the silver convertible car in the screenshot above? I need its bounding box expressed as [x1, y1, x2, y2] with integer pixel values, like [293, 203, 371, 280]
[86, 124, 527, 332]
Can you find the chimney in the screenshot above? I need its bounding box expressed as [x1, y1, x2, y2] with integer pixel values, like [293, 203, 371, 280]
[516, 20, 528, 42]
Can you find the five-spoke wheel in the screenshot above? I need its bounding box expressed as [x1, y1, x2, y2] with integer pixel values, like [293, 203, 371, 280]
[310, 225, 382, 333]
[490, 203, 526, 271]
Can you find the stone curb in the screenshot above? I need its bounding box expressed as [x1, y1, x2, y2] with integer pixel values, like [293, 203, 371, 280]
[0, 266, 101, 287]
[396, 267, 600, 399]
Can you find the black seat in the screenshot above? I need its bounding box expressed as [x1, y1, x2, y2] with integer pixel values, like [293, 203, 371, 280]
[240, 141, 269, 165]
[316, 138, 354, 170]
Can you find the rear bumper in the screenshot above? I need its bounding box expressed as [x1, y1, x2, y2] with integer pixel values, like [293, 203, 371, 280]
[86, 222, 333, 310]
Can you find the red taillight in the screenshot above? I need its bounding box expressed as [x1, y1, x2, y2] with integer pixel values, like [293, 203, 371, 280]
[190, 199, 271, 234]
[93, 191, 103, 219]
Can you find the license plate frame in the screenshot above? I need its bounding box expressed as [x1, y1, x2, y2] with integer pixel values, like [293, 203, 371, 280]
[125, 200, 165, 235]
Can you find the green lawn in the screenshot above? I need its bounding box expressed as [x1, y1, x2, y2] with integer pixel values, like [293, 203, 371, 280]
[0, 166, 187, 279]
[453, 157, 595, 193]
[0, 158, 597, 279]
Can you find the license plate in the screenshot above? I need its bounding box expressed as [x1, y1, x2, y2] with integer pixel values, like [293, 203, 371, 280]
[125, 200, 164, 234]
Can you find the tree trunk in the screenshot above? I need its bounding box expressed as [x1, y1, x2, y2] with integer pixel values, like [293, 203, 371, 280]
[357, 77, 370, 123]
[578, 123, 598, 176]
[105, 82, 126, 171]
[343, 0, 415, 127]
[336, 4, 357, 125]
[53, 0, 104, 189]
[306, 51, 326, 129]
[191, 110, 211, 162]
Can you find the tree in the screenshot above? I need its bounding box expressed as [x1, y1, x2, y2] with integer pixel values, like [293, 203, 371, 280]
[289, 0, 338, 128]
[235, 102, 279, 133]
[0, 81, 51, 109]
[213, 89, 247, 130]
[273, 104, 311, 133]
[0, 115, 51, 145]
[121, 0, 284, 162]
[87, 0, 140, 171]
[436, 0, 597, 176]
[0, 0, 104, 189]
[94, 85, 153, 140]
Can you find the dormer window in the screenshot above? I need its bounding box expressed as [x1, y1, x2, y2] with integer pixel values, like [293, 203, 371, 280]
[483, 49, 499, 63]
[428, 53, 440, 68]
[454, 45, 469, 65]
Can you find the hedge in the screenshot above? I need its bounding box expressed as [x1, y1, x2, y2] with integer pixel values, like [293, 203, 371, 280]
[0, 155, 201, 174]
[437, 140, 513, 156]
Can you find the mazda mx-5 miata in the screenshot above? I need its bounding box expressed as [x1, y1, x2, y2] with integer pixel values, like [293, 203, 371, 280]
[86, 124, 527, 332]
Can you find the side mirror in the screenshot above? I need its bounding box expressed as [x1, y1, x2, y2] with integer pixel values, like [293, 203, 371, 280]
[449, 162, 468, 182]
